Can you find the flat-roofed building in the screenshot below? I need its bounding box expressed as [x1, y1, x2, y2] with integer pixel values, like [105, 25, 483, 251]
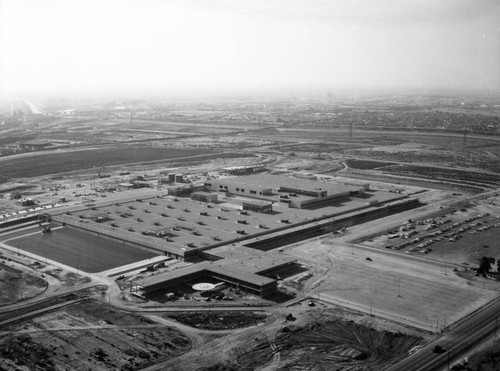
[191, 191, 218, 203]
[136, 245, 297, 297]
[136, 262, 278, 297]
[242, 199, 273, 213]
[204, 174, 367, 208]
[204, 178, 273, 198]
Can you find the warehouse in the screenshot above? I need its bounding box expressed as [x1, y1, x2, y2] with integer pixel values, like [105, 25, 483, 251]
[136, 262, 278, 297]
[204, 178, 273, 198]
[204, 174, 367, 208]
[242, 199, 273, 213]
[137, 245, 296, 297]
[191, 191, 218, 203]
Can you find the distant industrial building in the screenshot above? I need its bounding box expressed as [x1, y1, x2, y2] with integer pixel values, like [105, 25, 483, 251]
[223, 164, 267, 175]
[191, 191, 218, 203]
[242, 199, 273, 213]
[204, 174, 368, 209]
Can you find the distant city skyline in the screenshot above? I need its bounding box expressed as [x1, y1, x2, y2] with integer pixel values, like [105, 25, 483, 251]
[1, 0, 499, 98]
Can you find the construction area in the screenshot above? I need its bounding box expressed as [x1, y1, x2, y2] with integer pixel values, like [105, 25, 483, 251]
[155, 300, 424, 371]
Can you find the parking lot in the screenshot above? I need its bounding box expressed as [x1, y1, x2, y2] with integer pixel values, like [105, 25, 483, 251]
[362, 200, 500, 266]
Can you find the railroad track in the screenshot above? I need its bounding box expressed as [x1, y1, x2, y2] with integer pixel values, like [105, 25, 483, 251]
[0, 298, 81, 330]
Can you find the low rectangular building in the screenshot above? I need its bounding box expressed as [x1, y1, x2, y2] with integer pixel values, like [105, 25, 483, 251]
[136, 261, 277, 297]
[242, 200, 273, 213]
[204, 179, 273, 198]
[204, 174, 366, 206]
[191, 191, 218, 203]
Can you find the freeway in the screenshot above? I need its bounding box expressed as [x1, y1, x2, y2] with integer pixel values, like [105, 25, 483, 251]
[386, 296, 500, 371]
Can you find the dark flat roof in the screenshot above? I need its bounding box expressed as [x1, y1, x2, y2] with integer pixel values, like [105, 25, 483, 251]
[136, 260, 275, 289]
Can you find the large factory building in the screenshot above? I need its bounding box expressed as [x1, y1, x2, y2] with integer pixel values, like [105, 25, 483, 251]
[204, 174, 368, 209]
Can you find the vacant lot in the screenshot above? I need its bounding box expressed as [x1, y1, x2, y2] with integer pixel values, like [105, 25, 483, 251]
[4, 227, 157, 273]
[223, 320, 420, 371]
[159, 307, 423, 371]
[0, 145, 210, 180]
[0, 301, 191, 371]
[287, 239, 498, 332]
[0, 262, 47, 305]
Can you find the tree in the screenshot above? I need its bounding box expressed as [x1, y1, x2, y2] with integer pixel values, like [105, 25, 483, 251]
[477, 256, 495, 277]
[11, 191, 22, 199]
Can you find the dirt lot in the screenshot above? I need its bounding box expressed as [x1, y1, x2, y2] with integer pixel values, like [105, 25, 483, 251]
[283, 238, 498, 333]
[155, 303, 426, 371]
[3, 227, 157, 273]
[209, 320, 420, 371]
[0, 300, 191, 371]
[0, 262, 47, 304]
[0, 146, 210, 180]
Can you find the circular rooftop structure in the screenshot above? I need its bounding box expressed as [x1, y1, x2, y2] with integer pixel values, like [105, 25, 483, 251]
[192, 282, 216, 291]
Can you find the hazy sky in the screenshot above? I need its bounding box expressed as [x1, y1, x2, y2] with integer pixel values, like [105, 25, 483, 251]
[1, 0, 499, 97]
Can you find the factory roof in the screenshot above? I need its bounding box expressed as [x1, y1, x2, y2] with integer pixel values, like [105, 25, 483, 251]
[212, 174, 364, 196]
[136, 260, 275, 289]
[208, 245, 295, 274]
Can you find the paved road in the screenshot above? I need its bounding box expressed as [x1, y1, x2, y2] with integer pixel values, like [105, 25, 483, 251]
[386, 297, 500, 371]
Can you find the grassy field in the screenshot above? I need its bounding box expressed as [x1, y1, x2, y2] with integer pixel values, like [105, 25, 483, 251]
[4, 227, 157, 273]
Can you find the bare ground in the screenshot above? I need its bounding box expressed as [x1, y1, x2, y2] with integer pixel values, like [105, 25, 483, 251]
[0, 262, 47, 305]
[0, 300, 191, 371]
